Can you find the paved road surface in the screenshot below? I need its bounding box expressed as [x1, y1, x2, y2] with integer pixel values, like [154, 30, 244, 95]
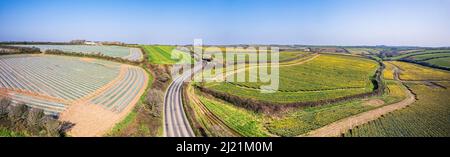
[163, 63, 203, 137]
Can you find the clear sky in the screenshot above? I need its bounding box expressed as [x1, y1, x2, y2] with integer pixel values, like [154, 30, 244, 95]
[1, 0, 449, 46]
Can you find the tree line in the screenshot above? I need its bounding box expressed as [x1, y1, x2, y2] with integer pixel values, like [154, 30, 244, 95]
[0, 45, 41, 55]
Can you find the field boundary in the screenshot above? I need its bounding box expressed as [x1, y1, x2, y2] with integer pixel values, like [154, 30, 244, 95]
[387, 50, 450, 71]
[227, 82, 366, 93]
[398, 59, 450, 71]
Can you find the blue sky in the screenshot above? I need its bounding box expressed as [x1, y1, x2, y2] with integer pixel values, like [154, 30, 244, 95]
[0, 0, 449, 46]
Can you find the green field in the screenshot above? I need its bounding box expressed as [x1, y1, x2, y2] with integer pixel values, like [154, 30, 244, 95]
[278, 51, 310, 62]
[198, 96, 269, 137]
[203, 49, 308, 64]
[409, 52, 450, 61]
[389, 49, 450, 60]
[195, 79, 407, 137]
[191, 53, 416, 137]
[142, 45, 193, 64]
[344, 61, 450, 137]
[389, 61, 450, 81]
[426, 57, 450, 68]
[203, 54, 379, 103]
[344, 83, 450, 137]
[346, 48, 381, 55]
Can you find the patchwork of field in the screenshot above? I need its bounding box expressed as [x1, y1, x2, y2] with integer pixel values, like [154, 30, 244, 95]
[344, 61, 450, 137]
[389, 61, 450, 81]
[189, 53, 419, 137]
[408, 53, 450, 61]
[194, 79, 407, 137]
[203, 54, 379, 103]
[203, 50, 310, 64]
[346, 48, 381, 55]
[390, 49, 450, 60]
[0, 54, 147, 115]
[11, 45, 144, 61]
[426, 57, 450, 68]
[197, 95, 269, 137]
[388, 49, 450, 68]
[345, 83, 449, 137]
[278, 51, 310, 62]
[142, 45, 193, 64]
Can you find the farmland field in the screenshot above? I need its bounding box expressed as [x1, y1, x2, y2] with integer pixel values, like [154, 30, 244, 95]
[202, 54, 379, 103]
[0, 54, 148, 115]
[344, 61, 450, 137]
[408, 52, 450, 61]
[400, 51, 450, 69]
[389, 61, 450, 81]
[194, 77, 407, 137]
[209, 50, 310, 63]
[278, 51, 310, 62]
[197, 95, 269, 137]
[383, 62, 396, 80]
[190, 53, 417, 137]
[425, 57, 450, 68]
[142, 45, 193, 64]
[389, 49, 450, 60]
[11, 45, 144, 61]
[388, 49, 450, 69]
[344, 83, 450, 137]
[346, 48, 381, 55]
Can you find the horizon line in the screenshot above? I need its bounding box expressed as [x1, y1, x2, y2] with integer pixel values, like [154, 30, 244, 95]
[1, 40, 449, 48]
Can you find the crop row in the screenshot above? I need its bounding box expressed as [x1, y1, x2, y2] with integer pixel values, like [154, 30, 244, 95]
[388, 49, 450, 69]
[345, 61, 450, 137]
[344, 83, 450, 137]
[389, 61, 450, 81]
[203, 54, 379, 103]
[89, 66, 147, 112]
[123, 48, 144, 61]
[0, 55, 119, 100]
[0, 55, 146, 114]
[142, 45, 193, 64]
[389, 49, 450, 60]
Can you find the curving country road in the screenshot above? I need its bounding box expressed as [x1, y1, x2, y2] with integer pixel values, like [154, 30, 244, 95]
[163, 63, 204, 137]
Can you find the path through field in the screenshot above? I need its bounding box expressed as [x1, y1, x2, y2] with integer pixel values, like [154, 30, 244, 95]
[303, 66, 416, 137]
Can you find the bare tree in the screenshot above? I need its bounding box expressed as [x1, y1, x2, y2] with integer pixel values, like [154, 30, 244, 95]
[145, 89, 165, 117]
[7, 103, 30, 124]
[0, 97, 11, 118]
[42, 116, 60, 137]
[26, 108, 45, 131]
